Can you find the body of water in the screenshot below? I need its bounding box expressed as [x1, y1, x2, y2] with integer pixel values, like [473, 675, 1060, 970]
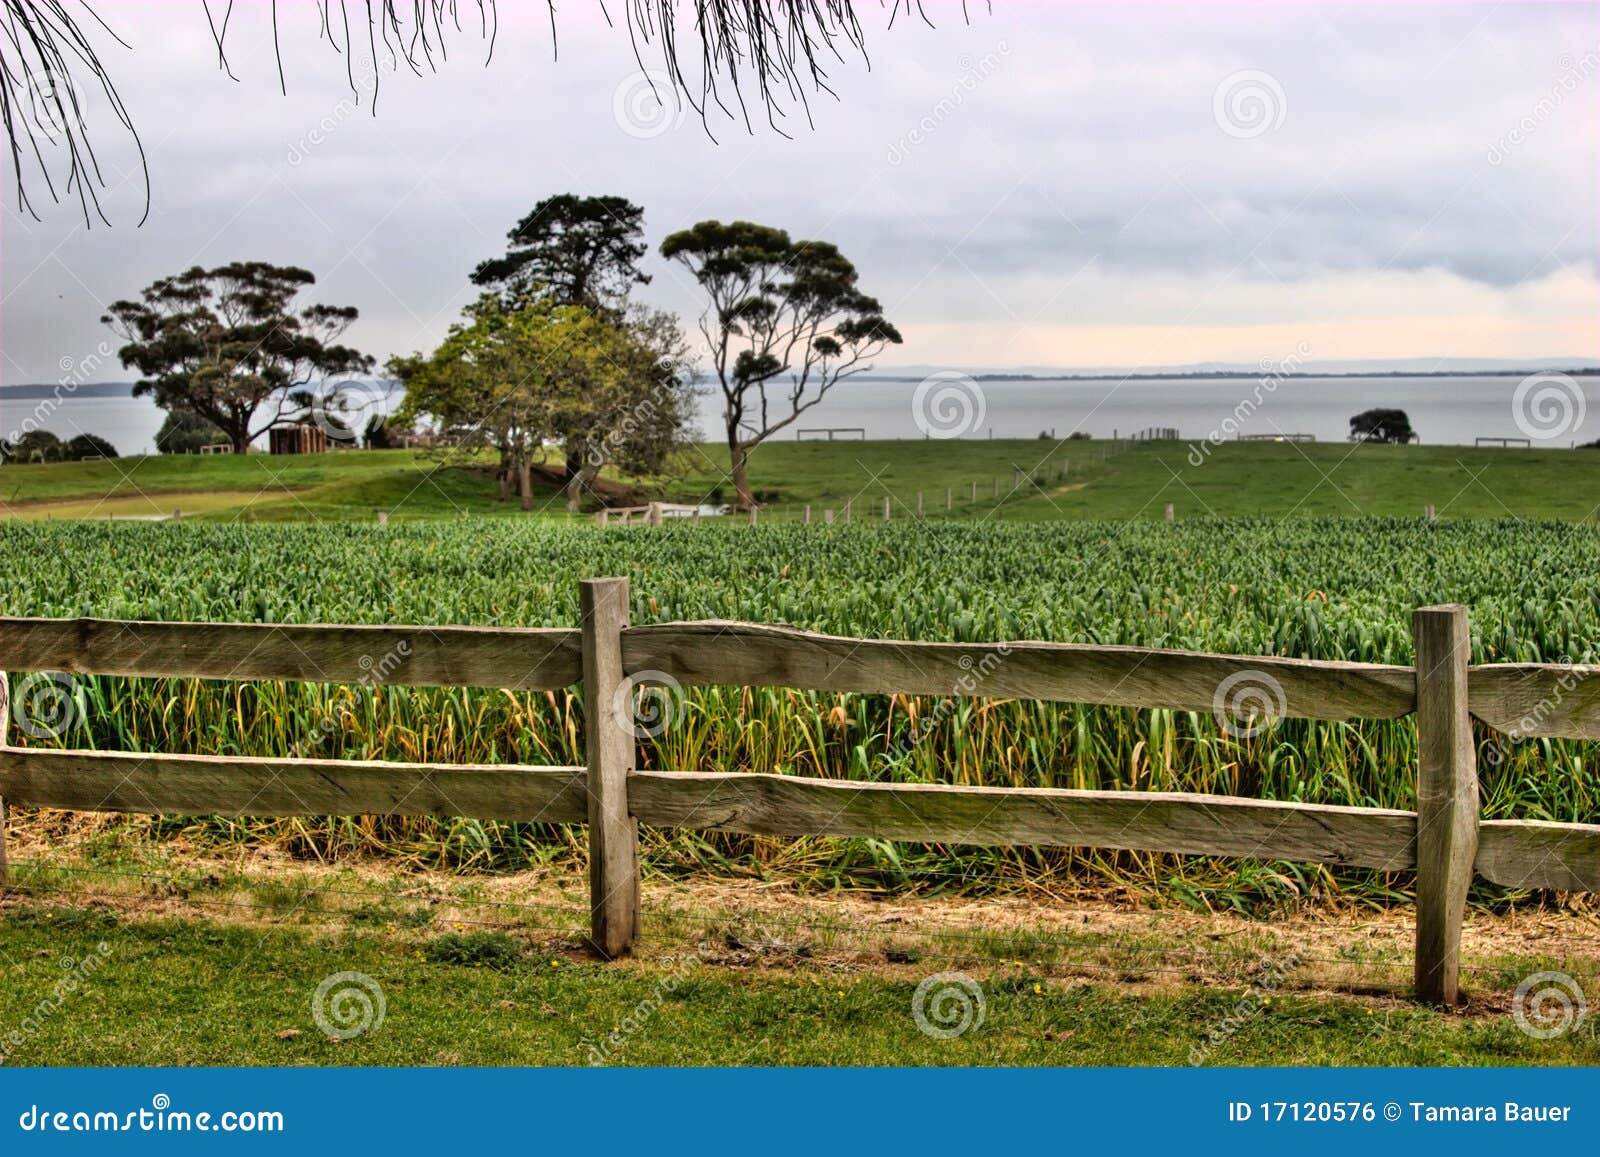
[740, 374, 1599, 448]
[3, 375, 1594, 455]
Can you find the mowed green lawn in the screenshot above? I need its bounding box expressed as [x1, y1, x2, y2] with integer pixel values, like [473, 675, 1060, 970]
[2, 904, 1594, 1066]
[1, 439, 1599, 523]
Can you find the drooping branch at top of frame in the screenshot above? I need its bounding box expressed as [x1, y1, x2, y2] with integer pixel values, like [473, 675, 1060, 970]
[0, 0, 984, 225]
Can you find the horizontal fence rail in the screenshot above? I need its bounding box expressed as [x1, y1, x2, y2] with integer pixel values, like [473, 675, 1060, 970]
[0, 618, 583, 690]
[0, 581, 1597, 1003]
[1466, 663, 1600, 739]
[622, 622, 1418, 719]
[0, 749, 588, 823]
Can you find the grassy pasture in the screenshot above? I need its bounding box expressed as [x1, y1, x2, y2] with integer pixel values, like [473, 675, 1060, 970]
[1, 439, 1599, 523]
[1, 899, 1593, 1066]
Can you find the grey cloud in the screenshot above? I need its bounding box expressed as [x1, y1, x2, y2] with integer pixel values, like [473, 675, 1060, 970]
[1, 2, 1596, 382]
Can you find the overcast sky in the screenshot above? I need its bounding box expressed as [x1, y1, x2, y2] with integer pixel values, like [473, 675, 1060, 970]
[2, 1, 1597, 384]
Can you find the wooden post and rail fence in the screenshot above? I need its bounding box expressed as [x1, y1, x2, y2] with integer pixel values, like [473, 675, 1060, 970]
[0, 584, 1595, 1002]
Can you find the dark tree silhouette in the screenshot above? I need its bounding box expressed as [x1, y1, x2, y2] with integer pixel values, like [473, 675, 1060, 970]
[155, 407, 228, 455]
[472, 194, 649, 313]
[2, 2, 979, 224]
[1349, 408, 1417, 444]
[62, 432, 118, 460]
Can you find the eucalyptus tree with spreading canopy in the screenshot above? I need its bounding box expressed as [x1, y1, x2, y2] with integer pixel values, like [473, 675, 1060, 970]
[103, 262, 373, 454]
[661, 219, 901, 509]
[390, 294, 692, 512]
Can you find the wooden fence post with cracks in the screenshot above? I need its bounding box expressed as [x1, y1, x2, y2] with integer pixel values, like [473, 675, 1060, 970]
[1412, 604, 1478, 1005]
[580, 577, 640, 957]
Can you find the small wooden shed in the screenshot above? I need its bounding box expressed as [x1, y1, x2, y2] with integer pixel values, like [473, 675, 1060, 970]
[268, 424, 328, 455]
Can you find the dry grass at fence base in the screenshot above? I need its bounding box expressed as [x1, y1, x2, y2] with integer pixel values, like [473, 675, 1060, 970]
[4, 835, 1594, 1015]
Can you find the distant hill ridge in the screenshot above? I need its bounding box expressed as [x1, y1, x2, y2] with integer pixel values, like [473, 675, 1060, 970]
[4, 362, 1599, 399]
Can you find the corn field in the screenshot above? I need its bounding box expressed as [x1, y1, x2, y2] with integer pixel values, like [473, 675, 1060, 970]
[2, 518, 1596, 910]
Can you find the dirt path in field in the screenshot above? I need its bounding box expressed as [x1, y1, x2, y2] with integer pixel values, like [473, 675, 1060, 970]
[5, 834, 1594, 1012]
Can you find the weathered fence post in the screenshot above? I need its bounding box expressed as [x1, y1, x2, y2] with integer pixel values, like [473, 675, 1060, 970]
[580, 577, 639, 957]
[945, 488, 952, 511]
[883, 496, 891, 522]
[804, 505, 812, 525]
[1164, 503, 1175, 523]
[1412, 604, 1478, 1005]
[970, 480, 977, 502]
[844, 498, 852, 523]
[647, 503, 663, 527]
[916, 491, 924, 517]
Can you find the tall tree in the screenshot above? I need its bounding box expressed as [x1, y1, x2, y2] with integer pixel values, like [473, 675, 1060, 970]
[103, 262, 373, 454]
[394, 296, 694, 512]
[390, 296, 637, 511]
[557, 304, 697, 511]
[474, 194, 680, 507]
[472, 195, 650, 313]
[1349, 408, 1417, 445]
[661, 219, 901, 509]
